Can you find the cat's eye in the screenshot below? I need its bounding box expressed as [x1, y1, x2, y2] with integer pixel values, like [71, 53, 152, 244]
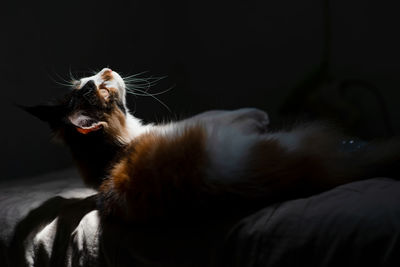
[99, 88, 110, 99]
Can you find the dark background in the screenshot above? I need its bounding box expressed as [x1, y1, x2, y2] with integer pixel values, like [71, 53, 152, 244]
[1, 0, 400, 181]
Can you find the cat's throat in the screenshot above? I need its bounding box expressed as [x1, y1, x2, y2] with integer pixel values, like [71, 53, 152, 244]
[66, 131, 126, 188]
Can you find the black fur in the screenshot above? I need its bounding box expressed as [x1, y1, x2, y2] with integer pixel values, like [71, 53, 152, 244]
[21, 79, 127, 187]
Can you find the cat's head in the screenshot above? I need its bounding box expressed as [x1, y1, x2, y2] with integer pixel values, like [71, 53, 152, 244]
[24, 68, 133, 145]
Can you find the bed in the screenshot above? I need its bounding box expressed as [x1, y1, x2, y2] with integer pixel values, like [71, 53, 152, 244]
[1, 168, 400, 266]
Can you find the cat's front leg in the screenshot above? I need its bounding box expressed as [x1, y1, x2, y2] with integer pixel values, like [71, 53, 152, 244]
[227, 108, 270, 134]
[186, 108, 270, 134]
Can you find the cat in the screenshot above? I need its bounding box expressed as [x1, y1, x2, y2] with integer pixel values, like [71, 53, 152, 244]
[24, 68, 400, 222]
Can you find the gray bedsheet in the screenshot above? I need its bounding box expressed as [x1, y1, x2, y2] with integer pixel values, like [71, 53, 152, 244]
[1, 169, 400, 267]
[221, 178, 400, 267]
[0, 169, 97, 267]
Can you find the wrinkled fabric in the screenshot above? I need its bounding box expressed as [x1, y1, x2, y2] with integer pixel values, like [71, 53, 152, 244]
[0, 169, 98, 267]
[1, 169, 400, 267]
[221, 178, 400, 267]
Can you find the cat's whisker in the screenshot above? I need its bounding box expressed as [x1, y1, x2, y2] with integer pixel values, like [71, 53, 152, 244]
[127, 86, 173, 96]
[124, 80, 164, 88]
[125, 83, 160, 90]
[123, 71, 150, 79]
[124, 76, 166, 83]
[123, 74, 166, 85]
[126, 91, 163, 97]
[68, 65, 78, 83]
[126, 88, 171, 112]
[124, 75, 165, 80]
[121, 72, 171, 111]
[126, 80, 173, 93]
[47, 71, 75, 88]
[89, 68, 99, 75]
[52, 80, 74, 88]
[58, 74, 73, 85]
[125, 77, 167, 92]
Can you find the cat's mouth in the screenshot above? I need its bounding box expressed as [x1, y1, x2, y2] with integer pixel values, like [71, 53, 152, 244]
[76, 123, 103, 134]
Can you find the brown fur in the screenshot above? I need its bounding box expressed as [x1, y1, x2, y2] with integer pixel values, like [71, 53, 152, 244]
[106, 86, 118, 94]
[103, 105, 130, 144]
[100, 125, 208, 221]
[236, 139, 334, 200]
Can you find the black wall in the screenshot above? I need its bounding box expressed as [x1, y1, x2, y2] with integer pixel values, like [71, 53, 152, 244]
[2, 0, 400, 181]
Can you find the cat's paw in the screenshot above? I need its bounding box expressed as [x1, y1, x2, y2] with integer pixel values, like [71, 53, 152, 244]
[230, 108, 270, 134]
[186, 108, 270, 134]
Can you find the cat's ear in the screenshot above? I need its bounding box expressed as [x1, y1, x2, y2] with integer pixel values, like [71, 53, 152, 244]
[68, 112, 104, 134]
[18, 103, 64, 123]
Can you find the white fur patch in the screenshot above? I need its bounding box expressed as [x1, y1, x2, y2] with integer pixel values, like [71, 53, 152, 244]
[125, 113, 154, 140]
[204, 124, 259, 184]
[78, 68, 127, 105]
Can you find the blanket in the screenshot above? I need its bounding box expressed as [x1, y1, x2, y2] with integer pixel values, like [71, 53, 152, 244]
[1, 169, 400, 266]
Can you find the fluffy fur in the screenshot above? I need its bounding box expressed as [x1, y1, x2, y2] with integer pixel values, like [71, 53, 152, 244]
[25, 68, 400, 222]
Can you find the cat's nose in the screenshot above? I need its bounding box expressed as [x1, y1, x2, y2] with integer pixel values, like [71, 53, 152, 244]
[101, 67, 112, 73]
[100, 68, 113, 81]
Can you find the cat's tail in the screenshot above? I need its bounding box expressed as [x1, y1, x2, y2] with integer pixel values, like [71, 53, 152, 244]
[217, 135, 400, 204]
